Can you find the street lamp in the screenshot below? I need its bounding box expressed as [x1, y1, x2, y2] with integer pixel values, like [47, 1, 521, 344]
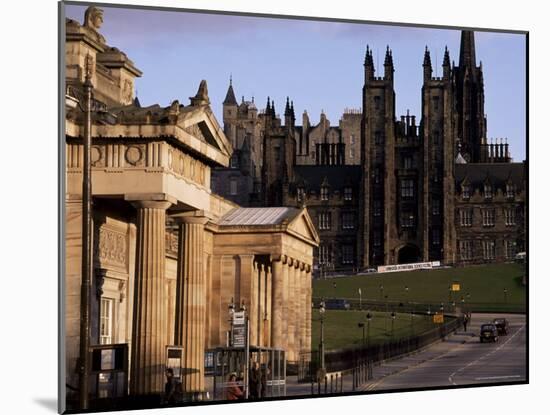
[366, 312, 372, 349]
[227, 297, 235, 346]
[358, 322, 366, 347]
[319, 301, 326, 372]
[390, 311, 396, 339]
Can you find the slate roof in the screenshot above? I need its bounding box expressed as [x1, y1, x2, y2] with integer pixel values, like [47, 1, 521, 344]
[219, 207, 300, 226]
[454, 163, 525, 190]
[223, 83, 238, 105]
[293, 165, 362, 190]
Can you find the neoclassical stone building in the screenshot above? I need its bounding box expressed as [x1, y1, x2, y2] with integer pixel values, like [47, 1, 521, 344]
[63, 7, 318, 406]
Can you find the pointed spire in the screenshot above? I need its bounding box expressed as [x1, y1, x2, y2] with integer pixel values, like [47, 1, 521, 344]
[290, 100, 295, 119]
[189, 80, 210, 106]
[459, 30, 476, 69]
[384, 45, 393, 66]
[284, 96, 291, 116]
[133, 95, 141, 108]
[223, 75, 238, 106]
[423, 46, 432, 67]
[364, 44, 374, 80]
[266, 96, 271, 114]
[271, 100, 276, 118]
[443, 46, 450, 67]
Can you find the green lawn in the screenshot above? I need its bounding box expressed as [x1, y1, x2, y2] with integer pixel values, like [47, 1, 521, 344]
[313, 263, 526, 313]
[311, 310, 439, 351]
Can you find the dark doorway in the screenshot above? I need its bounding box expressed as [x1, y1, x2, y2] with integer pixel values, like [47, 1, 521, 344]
[397, 244, 421, 264]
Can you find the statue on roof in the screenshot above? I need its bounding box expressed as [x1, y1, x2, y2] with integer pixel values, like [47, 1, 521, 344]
[84, 6, 104, 31]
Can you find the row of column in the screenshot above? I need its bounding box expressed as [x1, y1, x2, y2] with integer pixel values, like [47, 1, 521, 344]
[252, 261, 272, 348]
[128, 196, 208, 397]
[270, 255, 312, 362]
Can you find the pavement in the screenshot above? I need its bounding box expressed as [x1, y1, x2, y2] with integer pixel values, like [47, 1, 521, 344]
[285, 313, 526, 396]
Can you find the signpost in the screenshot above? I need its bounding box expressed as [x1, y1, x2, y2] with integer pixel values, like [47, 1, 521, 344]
[231, 308, 249, 399]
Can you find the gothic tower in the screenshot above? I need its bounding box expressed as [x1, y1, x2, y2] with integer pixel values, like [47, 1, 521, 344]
[359, 46, 397, 267]
[454, 30, 487, 163]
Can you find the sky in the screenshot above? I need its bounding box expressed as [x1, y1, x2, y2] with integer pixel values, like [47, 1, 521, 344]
[65, 4, 527, 161]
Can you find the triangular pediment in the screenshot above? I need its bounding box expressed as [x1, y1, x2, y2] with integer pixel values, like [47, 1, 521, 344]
[287, 208, 320, 245]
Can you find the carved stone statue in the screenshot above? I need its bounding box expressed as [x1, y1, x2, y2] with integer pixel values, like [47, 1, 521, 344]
[84, 6, 104, 31]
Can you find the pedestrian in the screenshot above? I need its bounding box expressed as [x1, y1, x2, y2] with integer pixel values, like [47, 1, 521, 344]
[260, 364, 270, 398]
[249, 362, 261, 399]
[164, 368, 177, 405]
[463, 313, 468, 332]
[225, 373, 244, 401]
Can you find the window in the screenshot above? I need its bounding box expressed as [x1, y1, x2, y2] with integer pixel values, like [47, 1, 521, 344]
[319, 245, 331, 265]
[374, 169, 381, 184]
[373, 231, 382, 247]
[506, 183, 515, 199]
[432, 228, 441, 245]
[349, 148, 355, 159]
[482, 240, 496, 260]
[403, 156, 413, 169]
[100, 298, 114, 345]
[321, 186, 329, 201]
[505, 208, 516, 226]
[432, 96, 440, 111]
[373, 200, 382, 217]
[374, 96, 381, 110]
[401, 179, 414, 198]
[462, 184, 471, 200]
[432, 199, 441, 215]
[344, 187, 353, 201]
[297, 187, 305, 202]
[229, 178, 238, 195]
[505, 240, 517, 259]
[484, 183, 493, 199]
[460, 208, 473, 227]
[350, 134, 355, 145]
[342, 212, 355, 230]
[342, 245, 354, 265]
[482, 209, 495, 227]
[401, 212, 414, 228]
[459, 240, 473, 260]
[318, 212, 331, 230]
[374, 131, 384, 145]
[274, 146, 280, 161]
[230, 155, 239, 169]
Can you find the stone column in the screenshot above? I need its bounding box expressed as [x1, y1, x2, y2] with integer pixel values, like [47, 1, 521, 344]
[265, 264, 272, 348]
[286, 259, 297, 362]
[305, 265, 312, 353]
[257, 263, 266, 347]
[299, 263, 307, 354]
[270, 257, 284, 350]
[129, 199, 172, 396]
[173, 213, 209, 396]
[239, 254, 256, 346]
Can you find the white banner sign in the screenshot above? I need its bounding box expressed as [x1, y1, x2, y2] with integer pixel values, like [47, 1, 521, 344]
[377, 261, 440, 273]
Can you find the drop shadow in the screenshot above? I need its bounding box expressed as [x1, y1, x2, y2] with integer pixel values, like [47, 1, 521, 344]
[34, 398, 57, 413]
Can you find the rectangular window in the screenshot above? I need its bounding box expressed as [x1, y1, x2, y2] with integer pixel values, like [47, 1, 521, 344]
[482, 209, 495, 227]
[432, 96, 440, 111]
[319, 245, 331, 265]
[374, 96, 381, 110]
[505, 208, 516, 226]
[297, 187, 305, 201]
[321, 187, 329, 201]
[506, 184, 515, 199]
[342, 245, 354, 265]
[230, 178, 238, 195]
[484, 184, 493, 199]
[401, 179, 414, 198]
[460, 208, 473, 226]
[401, 212, 414, 228]
[349, 148, 355, 159]
[374, 169, 381, 184]
[482, 240, 496, 260]
[100, 298, 114, 345]
[459, 240, 473, 260]
[432, 228, 441, 245]
[403, 156, 413, 169]
[432, 199, 441, 215]
[350, 134, 355, 145]
[318, 212, 331, 230]
[373, 200, 382, 217]
[374, 131, 383, 145]
[373, 231, 382, 247]
[462, 185, 471, 200]
[344, 187, 353, 201]
[342, 212, 355, 230]
[505, 240, 517, 259]
[230, 155, 239, 169]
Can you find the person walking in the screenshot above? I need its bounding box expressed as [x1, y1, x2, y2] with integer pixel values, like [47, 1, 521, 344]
[463, 313, 469, 332]
[164, 368, 177, 405]
[249, 362, 261, 399]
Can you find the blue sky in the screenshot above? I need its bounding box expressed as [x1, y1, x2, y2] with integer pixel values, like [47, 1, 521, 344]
[65, 4, 526, 161]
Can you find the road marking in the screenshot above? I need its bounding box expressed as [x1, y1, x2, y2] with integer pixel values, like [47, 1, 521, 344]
[448, 324, 525, 386]
[474, 375, 521, 381]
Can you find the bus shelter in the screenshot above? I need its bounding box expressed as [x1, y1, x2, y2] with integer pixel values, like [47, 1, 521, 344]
[206, 346, 286, 400]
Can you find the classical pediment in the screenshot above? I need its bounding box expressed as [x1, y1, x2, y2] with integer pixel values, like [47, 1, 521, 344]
[287, 208, 320, 245]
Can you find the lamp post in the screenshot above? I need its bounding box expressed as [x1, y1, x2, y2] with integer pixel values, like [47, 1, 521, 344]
[358, 322, 366, 347]
[358, 288, 362, 310]
[390, 311, 396, 339]
[319, 301, 326, 372]
[227, 297, 235, 346]
[366, 312, 373, 350]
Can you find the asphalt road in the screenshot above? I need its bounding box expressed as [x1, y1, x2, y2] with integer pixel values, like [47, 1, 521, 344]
[361, 313, 526, 391]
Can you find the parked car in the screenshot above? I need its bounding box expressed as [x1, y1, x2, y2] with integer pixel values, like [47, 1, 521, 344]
[480, 323, 499, 343]
[492, 318, 509, 335]
[324, 299, 351, 310]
